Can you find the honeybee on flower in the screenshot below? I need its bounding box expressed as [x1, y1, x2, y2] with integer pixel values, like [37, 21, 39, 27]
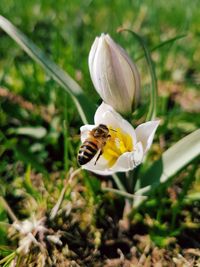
[78, 102, 159, 175]
[77, 123, 111, 166]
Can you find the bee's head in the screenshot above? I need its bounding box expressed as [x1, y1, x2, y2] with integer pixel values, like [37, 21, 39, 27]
[93, 124, 109, 137]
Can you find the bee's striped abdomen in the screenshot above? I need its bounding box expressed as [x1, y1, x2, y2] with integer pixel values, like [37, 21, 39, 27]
[78, 140, 98, 165]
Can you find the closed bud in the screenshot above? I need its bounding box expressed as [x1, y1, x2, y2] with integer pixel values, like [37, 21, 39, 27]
[89, 33, 140, 114]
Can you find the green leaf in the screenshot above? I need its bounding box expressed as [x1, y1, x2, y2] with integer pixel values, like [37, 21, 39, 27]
[9, 126, 47, 139]
[185, 192, 200, 202]
[134, 129, 200, 205]
[120, 29, 158, 121]
[0, 15, 96, 124]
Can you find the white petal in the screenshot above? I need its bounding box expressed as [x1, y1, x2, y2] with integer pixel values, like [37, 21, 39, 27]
[135, 120, 160, 153]
[80, 124, 95, 143]
[83, 166, 115, 176]
[111, 152, 133, 172]
[110, 141, 144, 172]
[88, 36, 100, 86]
[131, 142, 144, 166]
[94, 102, 137, 142]
[105, 34, 140, 101]
[88, 36, 100, 67]
[105, 34, 141, 105]
[82, 153, 115, 176]
[89, 35, 108, 92]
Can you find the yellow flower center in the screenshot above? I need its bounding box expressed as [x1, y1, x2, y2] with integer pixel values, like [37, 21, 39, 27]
[102, 127, 133, 167]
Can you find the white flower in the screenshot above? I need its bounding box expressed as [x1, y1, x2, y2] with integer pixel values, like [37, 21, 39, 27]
[79, 102, 159, 175]
[89, 33, 140, 114]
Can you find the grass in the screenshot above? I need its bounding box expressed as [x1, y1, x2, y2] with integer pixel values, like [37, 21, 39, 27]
[0, 0, 200, 266]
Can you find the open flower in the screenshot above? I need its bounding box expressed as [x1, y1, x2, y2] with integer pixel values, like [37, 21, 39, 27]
[79, 102, 159, 175]
[89, 33, 140, 114]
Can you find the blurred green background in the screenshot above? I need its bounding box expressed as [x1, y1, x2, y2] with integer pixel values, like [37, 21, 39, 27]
[0, 0, 200, 262]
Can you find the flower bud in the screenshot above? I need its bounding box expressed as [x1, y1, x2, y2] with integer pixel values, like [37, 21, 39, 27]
[89, 33, 140, 114]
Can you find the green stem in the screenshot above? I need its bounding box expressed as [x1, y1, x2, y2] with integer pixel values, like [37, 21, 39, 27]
[112, 174, 126, 192]
[102, 187, 147, 200]
[126, 169, 140, 193]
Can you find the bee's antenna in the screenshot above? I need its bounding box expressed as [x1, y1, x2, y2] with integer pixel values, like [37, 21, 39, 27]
[110, 128, 117, 132]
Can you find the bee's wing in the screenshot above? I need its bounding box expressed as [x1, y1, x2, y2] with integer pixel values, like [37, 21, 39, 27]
[94, 149, 102, 165]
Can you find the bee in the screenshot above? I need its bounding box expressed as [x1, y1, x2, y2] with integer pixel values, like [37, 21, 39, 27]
[78, 124, 111, 166]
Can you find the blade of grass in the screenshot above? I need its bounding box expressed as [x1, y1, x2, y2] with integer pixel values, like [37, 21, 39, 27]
[63, 119, 69, 173]
[0, 197, 18, 222]
[0, 252, 16, 266]
[119, 29, 157, 121]
[24, 165, 43, 202]
[0, 245, 13, 257]
[135, 34, 187, 61]
[134, 129, 200, 206]
[0, 15, 95, 124]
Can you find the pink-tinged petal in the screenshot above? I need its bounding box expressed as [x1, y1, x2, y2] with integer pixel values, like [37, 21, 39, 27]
[94, 102, 137, 142]
[105, 34, 141, 105]
[88, 34, 140, 114]
[80, 124, 95, 143]
[135, 120, 160, 153]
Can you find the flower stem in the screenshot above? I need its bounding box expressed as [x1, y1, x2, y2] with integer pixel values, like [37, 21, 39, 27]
[102, 187, 147, 200]
[112, 174, 126, 192]
[125, 170, 138, 193]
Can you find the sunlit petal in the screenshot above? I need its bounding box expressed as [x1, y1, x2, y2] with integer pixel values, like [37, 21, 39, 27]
[94, 102, 137, 142]
[80, 124, 95, 143]
[135, 121, 160, 153]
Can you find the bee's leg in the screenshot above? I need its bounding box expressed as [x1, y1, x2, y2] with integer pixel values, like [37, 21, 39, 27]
[94, 150, 102, 165]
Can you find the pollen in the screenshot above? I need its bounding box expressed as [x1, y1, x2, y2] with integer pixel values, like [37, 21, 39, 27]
[102, 127, 133, 167]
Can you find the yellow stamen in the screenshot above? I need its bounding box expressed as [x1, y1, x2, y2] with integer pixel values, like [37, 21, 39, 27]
[103, 127, 133, 167]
